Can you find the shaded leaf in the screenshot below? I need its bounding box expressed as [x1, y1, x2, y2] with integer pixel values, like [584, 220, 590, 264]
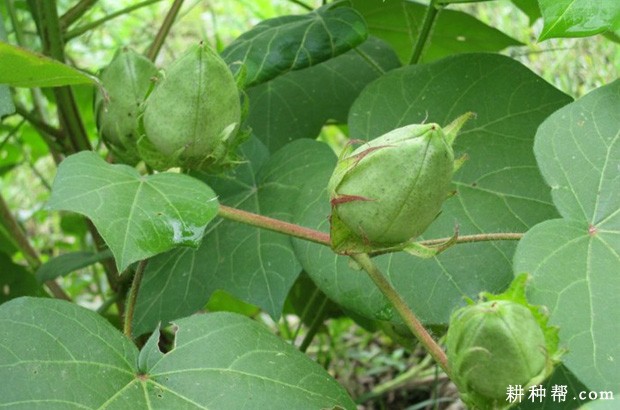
[35, 249, 113, 282]
[538, 0, 620, 40]
[0, 41, 98, 87]
[350, 0, 521, 63]
[0, 253, 45, 304]
[221, 1, 367, 87]
[48, 152, 219, 271]
[133, 138, 335, 336]
[294, 53, 572, 325]
[0, 297, 355, 409]
[246, 36, 401, 152]
[0, 18, 14, 117]
[512, 0, 542, 24]
[514, 81, 620, 391]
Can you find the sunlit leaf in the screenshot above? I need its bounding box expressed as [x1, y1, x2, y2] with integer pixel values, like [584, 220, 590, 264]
[515, 80, 620, 391]
[48, 152, 219, 271]
[0, 41, 98, 88]
[221, 2, 367, 87]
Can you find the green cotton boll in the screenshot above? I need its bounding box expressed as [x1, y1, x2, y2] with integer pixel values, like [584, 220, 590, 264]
[141, 42, 242, 171]
[447, 300, 548, 408]
[95, 48, 158, 165]
[329, 123, 454, 249]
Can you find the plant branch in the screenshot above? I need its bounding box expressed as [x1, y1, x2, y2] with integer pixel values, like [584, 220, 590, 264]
[420, 232, 523, 246]
[218, 205, 331, 246]
[287, 0, 313, 11]
[145, 0, 184, 61]
[59, 0, 98, 30]
[350, 253, 450, 376]
[13, 105, 65, 164]
[64, 0, 163, 41]
[409, 0, 441, 65]
[123, 259, 148, 338]
[14, 104, 64, 141]
[299, 296, 330, 353]
[218, 205, 523, 250]
[0, 193, 70, 300]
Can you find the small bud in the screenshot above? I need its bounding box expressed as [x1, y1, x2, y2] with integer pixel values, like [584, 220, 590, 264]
[95, 48, 157, 165]
[328, 114, 471, 253]
[140, 43, 243, 171]
[446, 274, 561, 409]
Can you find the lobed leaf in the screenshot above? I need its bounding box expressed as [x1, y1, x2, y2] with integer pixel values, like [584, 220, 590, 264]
[132, 138, 335, 336]
[0, 297, 355, 409]
[514, 80, 620, 391]
[48, 152, 219, 271]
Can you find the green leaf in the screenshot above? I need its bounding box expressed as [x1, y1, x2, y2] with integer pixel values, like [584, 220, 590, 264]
[132, 138, 336, 335]
[0, 18, 14, 117]
[0, 253, 45, 304]
[350, 0, 521, 64]
[294, 53, 572, 325]
[538, 0, 620, 40]
[47, 152, 219, 271]
[581, 394, 620, 410]
[514, 81, 620, 391]
[512, 0, 542, 24]
[246, 36, 400, 152]
[0, 41, 98, 88]
[221, 1, 368, 87]
[35, 249, 113, 282]
[0, 297, 355, 409]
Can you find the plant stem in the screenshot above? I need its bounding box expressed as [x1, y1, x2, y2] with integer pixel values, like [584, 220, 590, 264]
[350, 253, 450, 377]
[356, 353, 434, 403]
[409, 0, 441, 65]
[0, 193, 70, 300]
[64, 0, 163, 41]
[34, 0, 92, 153]
[14, 104, 64, 142]
[123, 260, 148, 338]
[287, 0, 313, 11]
[218, 205, 331, 246]
[218, 205, 523, 249]
[299, 296, 329, 353]
[420, 232, 523, 246]
[58, 0, 98, 30]
[145, 0, 184, 61]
